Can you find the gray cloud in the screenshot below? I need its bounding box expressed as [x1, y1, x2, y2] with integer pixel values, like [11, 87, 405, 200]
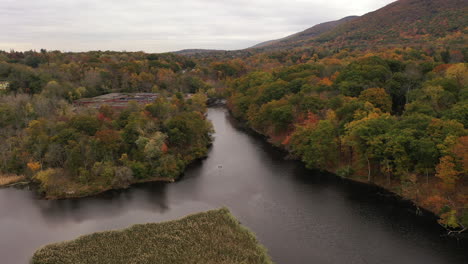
[0, 0, 396, 52]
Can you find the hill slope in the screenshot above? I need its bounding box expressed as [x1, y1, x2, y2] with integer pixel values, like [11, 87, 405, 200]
[251, 16, 358, 50]
[251, 0, 467, 51]
[316, 0, 468, 47]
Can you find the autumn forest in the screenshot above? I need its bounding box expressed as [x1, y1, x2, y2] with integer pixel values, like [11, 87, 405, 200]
[0, 0, 467, 260]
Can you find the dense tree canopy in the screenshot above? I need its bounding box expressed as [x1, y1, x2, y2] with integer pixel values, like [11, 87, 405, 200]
[0, 50, 220, 198]
[226, 48, 467, 231]
[0, 43, 466, 232]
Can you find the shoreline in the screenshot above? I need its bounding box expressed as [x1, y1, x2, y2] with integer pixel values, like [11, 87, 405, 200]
[225, 107, 466, 238]
[3, 151, 211, 200]
[40, 177, 176, 200]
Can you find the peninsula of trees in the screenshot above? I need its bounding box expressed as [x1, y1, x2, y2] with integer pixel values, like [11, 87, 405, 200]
[0, 52, 213, 198]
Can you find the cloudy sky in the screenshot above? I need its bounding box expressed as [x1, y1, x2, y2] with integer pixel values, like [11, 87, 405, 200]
[1, 0, 395, 52]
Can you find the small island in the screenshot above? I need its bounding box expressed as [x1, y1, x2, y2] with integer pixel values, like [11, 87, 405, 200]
[32, 208, 273, 264]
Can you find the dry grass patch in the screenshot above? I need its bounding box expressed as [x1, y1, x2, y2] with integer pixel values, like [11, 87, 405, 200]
[0, 174, 26, 186]
[32, 208, 273, 264]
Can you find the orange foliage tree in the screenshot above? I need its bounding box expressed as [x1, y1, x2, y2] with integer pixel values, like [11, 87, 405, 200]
[436, 155, 460, 191]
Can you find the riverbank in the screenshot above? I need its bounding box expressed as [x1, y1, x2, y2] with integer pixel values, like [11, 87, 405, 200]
[1, 144, 211, 200]
[31, 208, 273, 264]
[38, 176, 176, 200]
[226, 108, 467, 236]
[34, 153, 210, 200]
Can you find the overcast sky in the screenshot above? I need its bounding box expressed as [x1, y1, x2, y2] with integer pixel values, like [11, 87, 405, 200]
[1, 0, 396, 53]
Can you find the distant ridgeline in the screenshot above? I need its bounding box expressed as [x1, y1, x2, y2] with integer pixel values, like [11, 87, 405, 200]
[176, 0, 467, 57]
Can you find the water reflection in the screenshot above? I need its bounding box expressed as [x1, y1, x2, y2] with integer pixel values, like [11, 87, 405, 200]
[29, 183, 169, 224]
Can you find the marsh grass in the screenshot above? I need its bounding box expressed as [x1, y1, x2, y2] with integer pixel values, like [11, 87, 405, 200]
[32, 208, 273, 264]
[0, 174, 26, 186]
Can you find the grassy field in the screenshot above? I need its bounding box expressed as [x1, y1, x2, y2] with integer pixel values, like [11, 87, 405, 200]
[32, 208, 273, 264]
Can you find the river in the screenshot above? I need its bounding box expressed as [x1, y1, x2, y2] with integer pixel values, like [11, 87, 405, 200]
[0, 107, 467, 264]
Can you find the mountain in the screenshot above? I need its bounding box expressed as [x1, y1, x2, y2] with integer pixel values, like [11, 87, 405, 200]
[316, 0, 468, 47]
[251, 0, 467, 51]
[176, 0, 467, 56]
[251, 16, 359, 50]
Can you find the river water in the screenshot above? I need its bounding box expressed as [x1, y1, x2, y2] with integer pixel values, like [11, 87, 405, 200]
[0, 107, 467, 264]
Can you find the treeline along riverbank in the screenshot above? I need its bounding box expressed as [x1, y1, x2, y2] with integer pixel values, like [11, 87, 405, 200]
[225, 52, 467, 234]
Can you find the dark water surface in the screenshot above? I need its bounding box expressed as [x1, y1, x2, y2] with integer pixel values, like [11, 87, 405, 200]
[1, 107, 467, 264]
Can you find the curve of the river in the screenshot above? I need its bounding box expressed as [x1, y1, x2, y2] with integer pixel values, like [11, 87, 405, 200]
[0, 107, 467, 264]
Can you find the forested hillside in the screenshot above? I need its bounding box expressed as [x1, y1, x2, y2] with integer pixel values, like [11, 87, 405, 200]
[181, 0, 467, 66]
[246, 0, 467, 52]
[316, 0, 468, 48]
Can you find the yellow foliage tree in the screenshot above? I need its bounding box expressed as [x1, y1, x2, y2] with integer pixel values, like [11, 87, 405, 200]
[445, 63, 468, 88]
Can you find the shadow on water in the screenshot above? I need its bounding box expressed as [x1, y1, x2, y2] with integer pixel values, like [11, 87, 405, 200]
[31, 183, 170, 223]
[0, 107, 467, 264]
